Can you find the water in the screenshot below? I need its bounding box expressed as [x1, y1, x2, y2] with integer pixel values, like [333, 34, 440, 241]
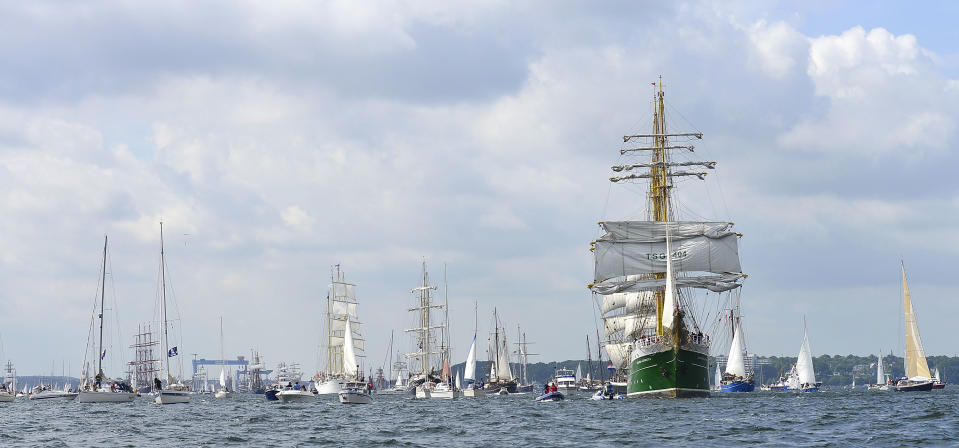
[3, 389, 957, 446]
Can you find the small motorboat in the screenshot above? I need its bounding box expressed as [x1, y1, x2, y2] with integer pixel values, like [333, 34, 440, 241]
[338, 382, 373, 405]
[535, 391, 564, 402]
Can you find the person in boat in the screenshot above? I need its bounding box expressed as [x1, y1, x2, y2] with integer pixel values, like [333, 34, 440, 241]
[549, 382, 558, 393]
[287, 381, 293, 389]
[154, 377, 162, 391]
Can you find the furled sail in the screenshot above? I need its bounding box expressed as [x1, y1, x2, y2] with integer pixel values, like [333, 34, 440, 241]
[593, 221, 742, 284]
[343, 317, 358, 378]
[724, 320, 746, 378]
[591, 273, 744, 295]
[464, 334, 477, 382]
[796, 326, 816, 385]
[902, 263, 931, 380]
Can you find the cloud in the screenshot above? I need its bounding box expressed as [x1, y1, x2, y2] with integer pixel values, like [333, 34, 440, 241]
[780, 26, 959, 155]
[2, 1, 959, 375]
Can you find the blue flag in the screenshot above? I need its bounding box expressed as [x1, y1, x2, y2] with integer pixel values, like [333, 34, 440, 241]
[168, 346, 178, 357]
[100, 349, 107, 360]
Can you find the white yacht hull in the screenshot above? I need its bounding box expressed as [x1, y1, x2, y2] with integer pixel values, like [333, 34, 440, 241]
[30, 391, 77, 400]
[0, 393, 14, 402]
[314, 379, 345, 395]
[414, 386, 430, 399]
[154, 390, 191, 404]
[338, 391, 372, 404]
[428, 389, 460, 399]
[276, 390, 314, 402]
[214, 390, 232, 399]
[463, 388, 485, 398]
[77, 390, 137, 403]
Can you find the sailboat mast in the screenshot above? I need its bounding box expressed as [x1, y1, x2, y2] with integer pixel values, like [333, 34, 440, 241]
[327, 267, 333, 375]
[97, 235, 107, 377]
[443, 264, 450, 384]
[421, 261, 430, 377]
[160, 221, 171, 381]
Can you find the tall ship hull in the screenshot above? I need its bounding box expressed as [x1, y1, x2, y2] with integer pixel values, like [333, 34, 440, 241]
[628, 342, 709, 398]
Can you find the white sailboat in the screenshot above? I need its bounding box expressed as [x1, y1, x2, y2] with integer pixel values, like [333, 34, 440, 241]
[214, 317, 232, 399]
[462, 317, 486, 398]
[78, 236, 137, 403]
[790, 320, 820, 392]
[895, 262, 934, 392]
[338, 316, 372, 404]
[483, 308, 517, 394]
[153, 222, 191, 404]
[316, 266, 365, 396]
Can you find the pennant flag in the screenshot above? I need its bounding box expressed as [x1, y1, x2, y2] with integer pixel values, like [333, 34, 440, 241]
[100, 349, 107, 360]
[168, 346, 178, 357]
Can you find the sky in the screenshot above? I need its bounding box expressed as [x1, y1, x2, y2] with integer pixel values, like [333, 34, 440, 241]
[1, 0, 958, 377]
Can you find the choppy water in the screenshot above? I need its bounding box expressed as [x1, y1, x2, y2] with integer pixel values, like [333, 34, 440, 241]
[2, 389, 957, 446]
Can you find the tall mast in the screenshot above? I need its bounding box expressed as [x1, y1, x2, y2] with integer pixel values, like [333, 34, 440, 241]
[327, 267, 333, 375]
[97, 235, 107, 378]
[443, 264, 450, 384]
[419, 261, 432, 376]
[160, 221, 170, 381]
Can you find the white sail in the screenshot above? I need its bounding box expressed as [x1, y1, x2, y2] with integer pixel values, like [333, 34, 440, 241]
[603, 313, 655, 338]
[593, 221, 742, 283]
[605, 342, 630, 369]
[796, 325, 816, 385]
[455, 371, 462, 390]
[601, 292, 655, 315]
[934, 368, 941, 382]
[496, 333, 513, 381]
[876, 353, 884, 384]
[724, 319, 746, 378]
[576, 364, 582, 382]
[902, 263, 931, 380]
[343, 317, 358, 378]
[219, 369, 226, 388]
[714, 363, 721, 387]
[331, 301, 358, 319]
[464, 334, 477, 382]
[661, 223, 677, 330]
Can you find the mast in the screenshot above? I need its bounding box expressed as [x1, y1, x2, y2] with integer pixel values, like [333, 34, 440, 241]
[443, 263, 450, 384]
[97, 235, 107, 379]
[160, 221, 171, 382]
[327, 267, 333, 375]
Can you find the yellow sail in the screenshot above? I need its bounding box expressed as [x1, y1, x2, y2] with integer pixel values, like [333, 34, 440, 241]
[902, 262, 931, 379]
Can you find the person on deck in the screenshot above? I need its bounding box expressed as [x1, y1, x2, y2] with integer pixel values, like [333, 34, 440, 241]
[549, 382, 557, 393]
[154, 377, 162, 391]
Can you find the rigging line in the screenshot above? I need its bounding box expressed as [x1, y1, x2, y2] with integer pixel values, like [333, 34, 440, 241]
[665, 101, 702, 135]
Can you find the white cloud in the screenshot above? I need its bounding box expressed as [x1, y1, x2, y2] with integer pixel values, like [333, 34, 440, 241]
[2, 1, 959, 375]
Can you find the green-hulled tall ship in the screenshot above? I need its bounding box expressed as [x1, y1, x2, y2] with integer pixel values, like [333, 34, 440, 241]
[590, 79, 745, 398]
